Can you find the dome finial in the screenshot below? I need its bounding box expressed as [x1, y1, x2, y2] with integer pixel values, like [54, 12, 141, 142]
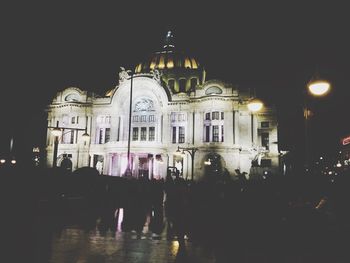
[163, 30, 175, 49]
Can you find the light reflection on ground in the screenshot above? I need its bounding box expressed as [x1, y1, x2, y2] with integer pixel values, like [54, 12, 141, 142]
[45, 226, 214, 263]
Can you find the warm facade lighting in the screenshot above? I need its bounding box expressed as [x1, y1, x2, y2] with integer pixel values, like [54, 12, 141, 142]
[0, 159, 5, 164]
[247, 99, 263, 112]
[184, 58, 191, 68]
[308, 80, 331, 96]
[166, 58, 174, 68]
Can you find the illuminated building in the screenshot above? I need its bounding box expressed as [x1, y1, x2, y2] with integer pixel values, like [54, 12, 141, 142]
[46, 31, 279, 180]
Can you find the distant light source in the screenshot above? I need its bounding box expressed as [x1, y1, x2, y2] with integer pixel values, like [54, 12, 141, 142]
[247, 99, 263, 112]
[308, 80, 331, 96]
[11, 159, 16, 164]
[336, 162, 342, 168]
[0, 159, 5, 164]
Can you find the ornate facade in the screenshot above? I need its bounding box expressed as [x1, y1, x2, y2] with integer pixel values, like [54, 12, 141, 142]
[46, 31, 279, 180]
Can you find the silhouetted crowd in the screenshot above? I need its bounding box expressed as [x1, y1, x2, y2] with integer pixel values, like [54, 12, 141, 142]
[3, 165, 350, 262]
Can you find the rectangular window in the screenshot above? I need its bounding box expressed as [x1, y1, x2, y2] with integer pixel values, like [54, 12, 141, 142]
[221, 125, 224, 142]
[141, 115, 147, 122]
[213, 125, 219, 142]
[205, 112, 210, 120]
[132, 127, 139, 141]
[106, 116, 111, 123]
[221, 112, 224, 120]
[149, 115, 155, 122]
[149, 127, 155, 141]
[172, 127, 176, 143]
[70, 130, 75, 144]
[205, 126, 210, 142]
[262, 132, 269, 150]
[76, 116, 79, 124]
[141, 127, 147, 141]
[71, 117, 75, 124]
[105, 128, 110, 143]
[261, 121, 269, 128]
[171, 113, 176, 122]
[178, 113, 185, 121]
[99, 128, 104, 144]
[179, 126, 185, 143]
[212, 111, 219, 120]
[133, 115, 139, 122]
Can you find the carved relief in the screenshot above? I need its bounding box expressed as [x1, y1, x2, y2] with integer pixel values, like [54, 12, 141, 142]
[134, 98, 154, 112]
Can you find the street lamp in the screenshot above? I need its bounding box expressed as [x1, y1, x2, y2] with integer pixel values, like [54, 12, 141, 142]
[308, 80, 331, 96]
[175, 145, 198, 181]
[304, 78, 331, 170]
[124, 71, 134, 177]
[48, 120, 90, 168]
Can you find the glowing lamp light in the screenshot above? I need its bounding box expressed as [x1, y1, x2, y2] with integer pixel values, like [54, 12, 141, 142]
[11, 159, 16, 164]
[204, 159, 212, 165]
[247, 99, 263, 112]
[174, 146, 185, 157]
[51, 127, 62, 137]
[308, 80, 331, 96]
[0, 159, 5, 164]
[336, 162, 342, 168]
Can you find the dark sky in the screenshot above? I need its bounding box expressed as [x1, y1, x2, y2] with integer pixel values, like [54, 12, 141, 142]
[1, 1, 349, 160]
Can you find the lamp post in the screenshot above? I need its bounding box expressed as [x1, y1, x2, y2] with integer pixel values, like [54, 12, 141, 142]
[176, 146, 198, 181]
[48, 120, 90, 168]
[51, 121, 62, 168]
[304, 79, 331, 170]
[125, 72, 134, 177]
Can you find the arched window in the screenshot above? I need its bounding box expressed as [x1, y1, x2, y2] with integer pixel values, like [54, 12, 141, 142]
[179, 79, 186, 92]
[168, 79, 175, 90]
[190, 78, 197, 91]
[205, 86, 223, 95]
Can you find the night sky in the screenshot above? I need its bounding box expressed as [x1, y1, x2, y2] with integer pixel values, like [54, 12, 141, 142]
[1, 1, 349, 162]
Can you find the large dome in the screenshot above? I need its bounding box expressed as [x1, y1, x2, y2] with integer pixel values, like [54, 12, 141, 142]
[135, 31, 206, 93]
[135, 31, 201, 73]
[135, 50, 200, 73]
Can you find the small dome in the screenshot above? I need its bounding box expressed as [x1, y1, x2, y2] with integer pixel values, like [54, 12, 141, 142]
[135, 31, 201, 73]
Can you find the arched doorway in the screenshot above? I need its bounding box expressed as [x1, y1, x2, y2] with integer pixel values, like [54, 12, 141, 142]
[203, 153, 226, 180]
[60, 155, 72, 172]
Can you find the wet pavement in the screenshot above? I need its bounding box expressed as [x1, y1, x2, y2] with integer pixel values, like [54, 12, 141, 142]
[43, 227, 214, 263]
[36, 209, 216, 263]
